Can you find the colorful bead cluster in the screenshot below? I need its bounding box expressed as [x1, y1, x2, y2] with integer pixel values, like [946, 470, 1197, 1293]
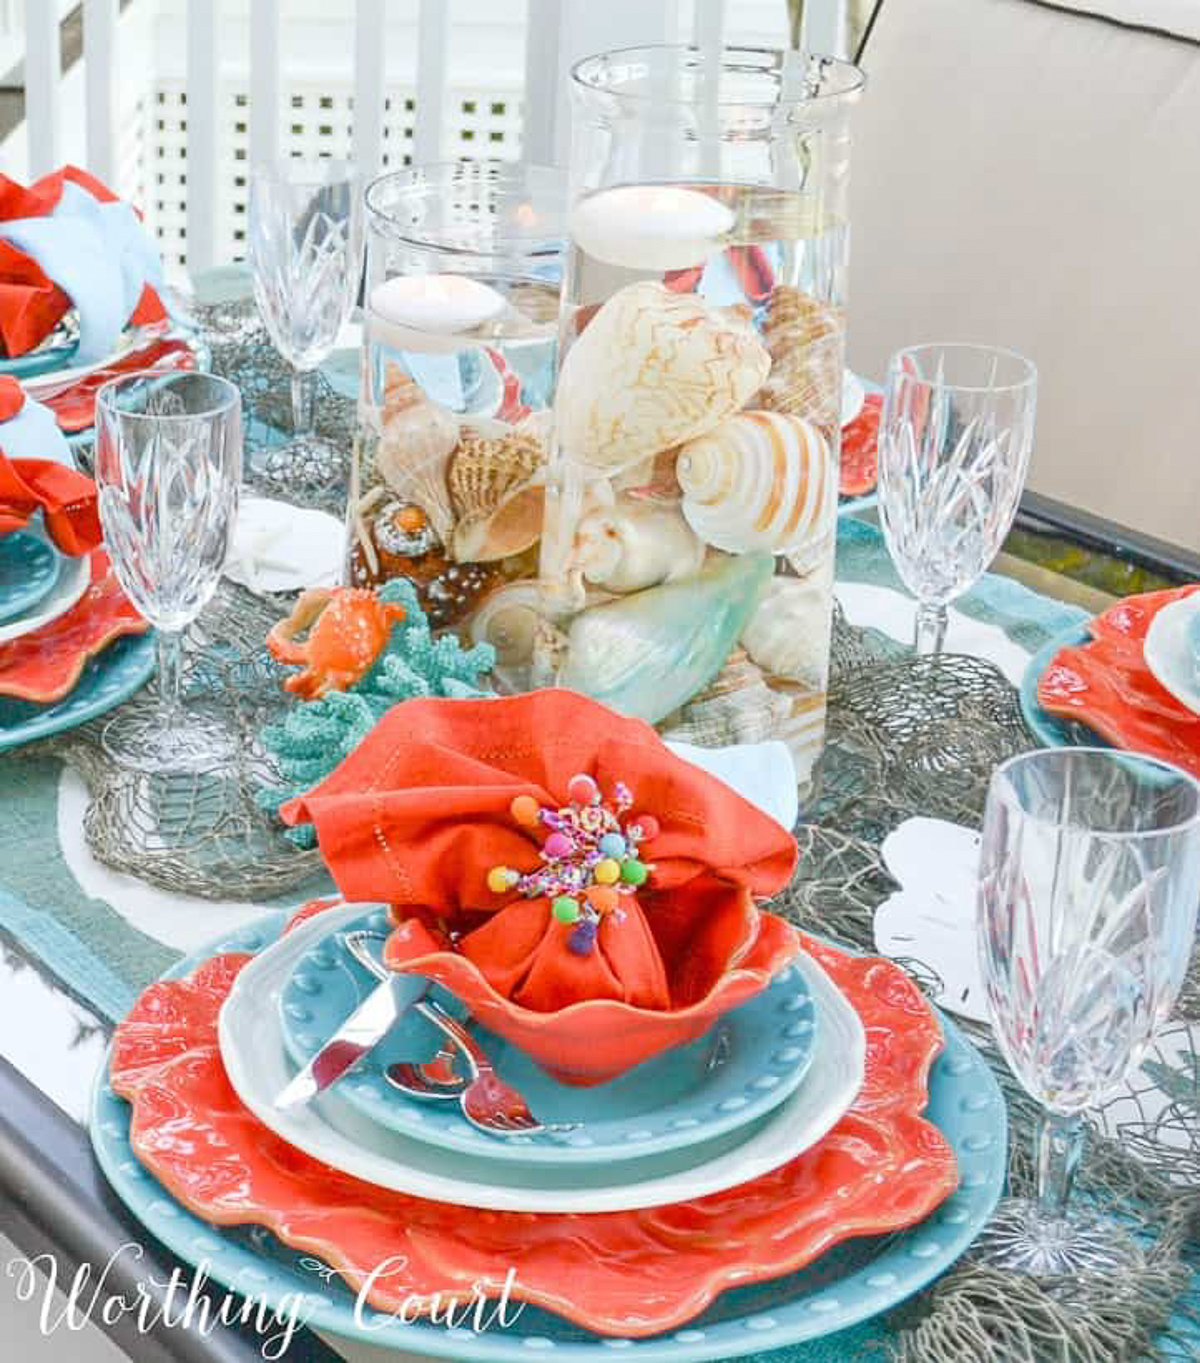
[488, 773, 659, 956]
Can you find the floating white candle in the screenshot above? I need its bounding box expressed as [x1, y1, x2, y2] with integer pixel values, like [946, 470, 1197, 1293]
[570, 186, 735, 272]
[369, 274, 508, 334]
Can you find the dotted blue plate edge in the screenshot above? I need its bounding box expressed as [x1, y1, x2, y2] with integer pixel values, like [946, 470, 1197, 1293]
[278, 909, 819, 1166]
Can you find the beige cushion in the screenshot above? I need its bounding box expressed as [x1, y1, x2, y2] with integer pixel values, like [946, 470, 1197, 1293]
[849, 0, 1200, 549]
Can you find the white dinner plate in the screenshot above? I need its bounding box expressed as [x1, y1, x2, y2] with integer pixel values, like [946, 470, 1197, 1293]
[218, 902, 865, 1214]
[0, 540, 90, 644]
[1143, 594, 1200, 716]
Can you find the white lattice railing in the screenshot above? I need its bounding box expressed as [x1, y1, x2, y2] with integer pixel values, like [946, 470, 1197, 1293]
[2, 0, 851, 273]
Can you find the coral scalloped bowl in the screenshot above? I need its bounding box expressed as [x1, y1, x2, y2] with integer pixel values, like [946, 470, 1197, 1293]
[383, 899, 800, 1086]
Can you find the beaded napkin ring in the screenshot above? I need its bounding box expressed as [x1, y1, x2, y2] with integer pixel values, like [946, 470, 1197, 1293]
[488, 773, 658, 955]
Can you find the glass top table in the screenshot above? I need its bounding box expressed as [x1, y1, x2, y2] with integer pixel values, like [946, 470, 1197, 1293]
[0, 466, 1195, 1362]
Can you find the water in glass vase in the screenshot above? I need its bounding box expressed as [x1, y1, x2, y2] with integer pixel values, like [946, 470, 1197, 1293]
[537, 182, 849, 793]
[347, 271, 559, 649]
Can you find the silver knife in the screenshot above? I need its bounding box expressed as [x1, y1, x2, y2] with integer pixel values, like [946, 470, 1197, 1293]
[274, 973, 429, 1111]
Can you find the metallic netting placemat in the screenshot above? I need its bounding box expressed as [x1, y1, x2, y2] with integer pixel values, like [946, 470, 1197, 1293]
[23, 301, 1200, 1362]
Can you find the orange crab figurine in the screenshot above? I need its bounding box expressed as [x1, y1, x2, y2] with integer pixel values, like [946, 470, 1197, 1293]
[266, 587, 405, 699]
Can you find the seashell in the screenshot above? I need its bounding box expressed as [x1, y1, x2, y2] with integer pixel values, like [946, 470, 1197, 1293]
[740, 568, 834, 684]
[676, 411, 834, 556]
[568, 500, 705, 595]
[661, 649, 792, 747]
[468, 579, 546, 671]
[753, 285, 844, 433]
[375, 365, 460, 542]
[559, 552, 774, 724]
[554, 281, 770, 473]
[613, 447, 683, 504]
[448, 428, 547, 563]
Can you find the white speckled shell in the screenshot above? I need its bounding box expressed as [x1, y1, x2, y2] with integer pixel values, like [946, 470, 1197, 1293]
[554, 282, 770, 472]
[740, 570, 834, 682]
[676, 411, 834, 555]
[569, 500, 706, 594]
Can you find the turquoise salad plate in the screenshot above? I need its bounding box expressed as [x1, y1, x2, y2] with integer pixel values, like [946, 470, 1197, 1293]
[277, 907, 818, 1166]
[91, 912, 1007, 1362]
[0, 529, 60, 623]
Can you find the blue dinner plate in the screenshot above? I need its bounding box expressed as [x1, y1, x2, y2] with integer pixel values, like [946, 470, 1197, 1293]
[90, 912, 1007, 1362]
[278, 908, 818, 1165]
[0, 630, 155, 750]
[0, 530, 60, 623]
[1019, 622, 1110, 751]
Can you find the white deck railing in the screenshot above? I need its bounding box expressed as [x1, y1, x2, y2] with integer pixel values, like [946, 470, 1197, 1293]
[9, 0, 850, 272]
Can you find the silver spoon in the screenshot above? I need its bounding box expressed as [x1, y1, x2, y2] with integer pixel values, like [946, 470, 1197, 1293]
[340, 930, 577, 1139]
[341, 930, 466, 1099]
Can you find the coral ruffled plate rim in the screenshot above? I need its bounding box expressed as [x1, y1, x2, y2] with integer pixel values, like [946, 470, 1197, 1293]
[0, 548, 147, 700]
[1034, 585, 1200, 777]
[104, 904, 966, 1340]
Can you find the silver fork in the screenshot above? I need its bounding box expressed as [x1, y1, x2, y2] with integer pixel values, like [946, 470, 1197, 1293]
[340, 930, 576, 1139]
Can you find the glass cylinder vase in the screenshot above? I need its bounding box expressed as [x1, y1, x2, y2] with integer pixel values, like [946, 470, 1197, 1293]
[536, 47, 864, 793]
[349, 162, 566, 687]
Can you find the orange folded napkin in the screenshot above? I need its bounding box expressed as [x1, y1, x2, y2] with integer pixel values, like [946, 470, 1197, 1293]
[0, 376, 101, 554]
[281, 689, 799, 1016]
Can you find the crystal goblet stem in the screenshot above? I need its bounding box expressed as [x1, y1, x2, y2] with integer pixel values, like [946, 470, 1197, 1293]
[914, 601, 948, 655]
[291, 368, 317, 440]
[1035, 1109, 1083, 1219]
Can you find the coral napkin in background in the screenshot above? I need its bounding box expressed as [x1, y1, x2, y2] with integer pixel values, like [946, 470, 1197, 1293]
[0, 166, 168, 362]
[282, 691, 800, 1080]
[0, 376, 100, 554]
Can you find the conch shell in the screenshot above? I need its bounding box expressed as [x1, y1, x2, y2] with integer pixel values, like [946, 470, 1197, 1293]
[448, 427, 546, 563]
[554, 281, 770, 473]
[676, 410, 834, 556]
[661, 649, 792, 747]
[740, 565, 834, 685]
[567, 500, 705, 595]
[754, 285, 844, 434]
[374, 365, 460, 542]
[559, 552, 773, 724]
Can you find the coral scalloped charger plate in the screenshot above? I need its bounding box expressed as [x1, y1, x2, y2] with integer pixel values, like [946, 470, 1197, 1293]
[91, 909, 1007, 1359]
[224, 904, 860, 1213]
[278, 907, 818, 1166]
[1022, 587, 1200, 776]
[0, 549, 148, 701]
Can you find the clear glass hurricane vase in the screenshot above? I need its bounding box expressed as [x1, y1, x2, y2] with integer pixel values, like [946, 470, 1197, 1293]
[878, 344, 1037, 655]
[537, 46, 864, 795]
[248, 158, 362, 489]
[94, 371, 242, 772]
[975, 747, 1200, 1274]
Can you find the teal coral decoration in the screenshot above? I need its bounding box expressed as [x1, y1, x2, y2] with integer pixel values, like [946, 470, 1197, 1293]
[258, 577, 495, 846]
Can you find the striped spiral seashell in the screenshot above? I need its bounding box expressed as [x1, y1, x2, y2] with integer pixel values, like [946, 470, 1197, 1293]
[675, 411, 834, 555]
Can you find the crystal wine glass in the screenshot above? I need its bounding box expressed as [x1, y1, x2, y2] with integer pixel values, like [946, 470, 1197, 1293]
[94, 371, 242, 772]
[878, 343, 1037, 654]
[976, 747, 1200, 1274]
[248, 158, 362, 489]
